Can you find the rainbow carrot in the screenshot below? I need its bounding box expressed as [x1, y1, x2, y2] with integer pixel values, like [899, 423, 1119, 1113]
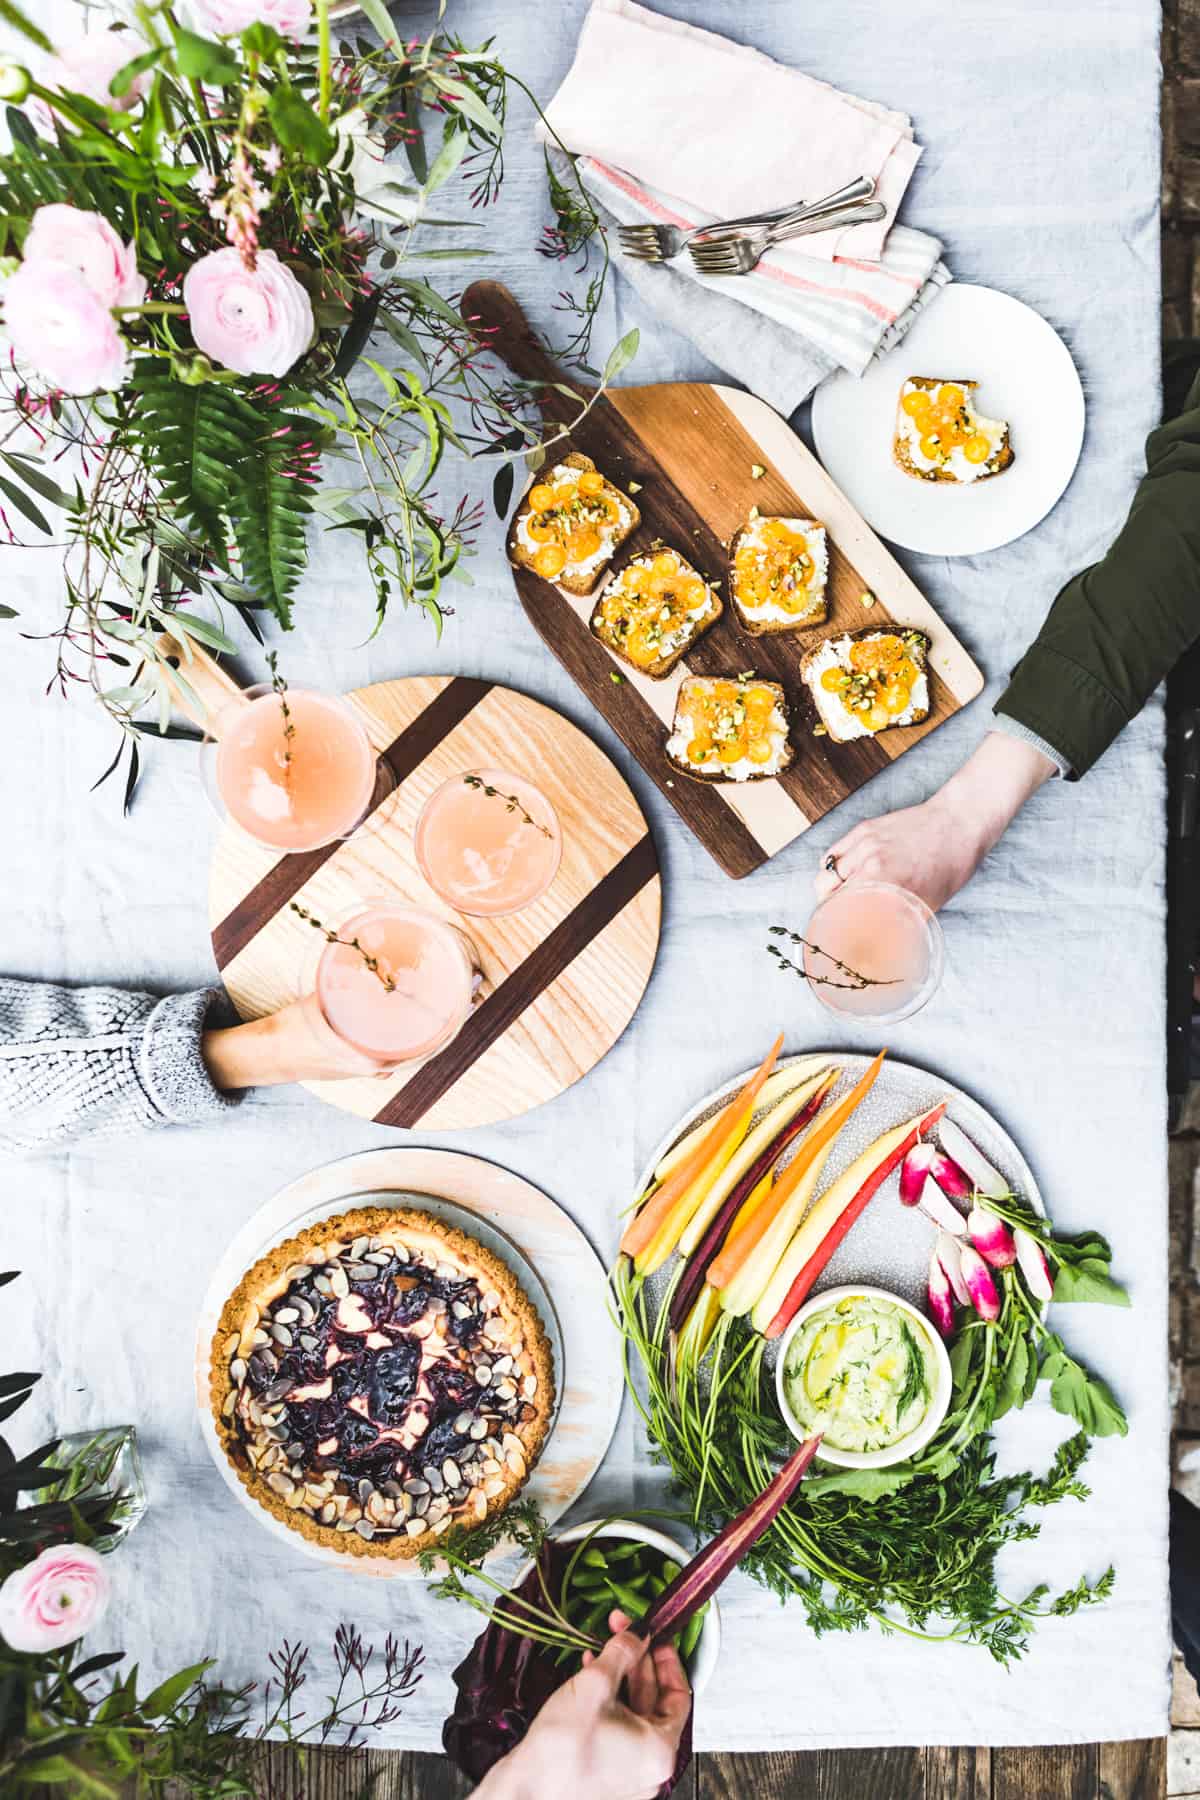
[705, 1050, 885, 1292]
[619, 1035, 783, 1263]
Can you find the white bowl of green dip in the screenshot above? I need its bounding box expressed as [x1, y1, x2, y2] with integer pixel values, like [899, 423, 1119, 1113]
[774, 1285, 953, 1468]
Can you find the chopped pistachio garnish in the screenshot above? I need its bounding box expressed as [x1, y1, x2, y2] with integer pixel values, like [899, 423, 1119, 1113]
[813, 724, 828, 737]
[750, 463, 766, 480]
[861, 591, 876, 608]
[748, 504, 761, 521]
[627, 480, 642, 494]
[610, 670, 624, 684]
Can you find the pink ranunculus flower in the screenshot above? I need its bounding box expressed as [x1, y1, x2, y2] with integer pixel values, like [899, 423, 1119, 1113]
[183, 246, 313, 378]
[0, 1544, 111, 1653]
[3, 260, 131, 395]
[28, 31, 149, 139]
[186, 0, 312, 39]
[23, 206, 146, 310]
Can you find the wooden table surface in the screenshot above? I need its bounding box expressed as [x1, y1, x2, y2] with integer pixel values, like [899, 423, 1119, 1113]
[248, 1738, 1167, 1797]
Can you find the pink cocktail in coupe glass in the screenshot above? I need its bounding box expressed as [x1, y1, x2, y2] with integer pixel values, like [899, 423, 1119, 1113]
[800, 880, 944, 1024]
[208, 685, 377, 853]
[314, 904, 480, 1065]
[414, 767, 562, 917]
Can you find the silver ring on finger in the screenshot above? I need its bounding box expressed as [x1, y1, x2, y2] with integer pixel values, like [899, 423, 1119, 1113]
[824, 853, 845, 884]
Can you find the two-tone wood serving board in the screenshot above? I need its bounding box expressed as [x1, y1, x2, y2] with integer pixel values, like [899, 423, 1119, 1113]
[465, 280, 985, 880]
[187, 654, 661, 1130]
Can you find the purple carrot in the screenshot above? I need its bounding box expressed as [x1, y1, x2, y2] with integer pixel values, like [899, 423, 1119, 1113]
[967, 1204, 1017, 1269]
[667, 1086, 830, 1336]
[641, 1435, 823, 1648]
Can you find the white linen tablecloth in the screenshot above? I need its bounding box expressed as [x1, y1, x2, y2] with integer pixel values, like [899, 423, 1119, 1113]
[2, 0, 1168, 1754]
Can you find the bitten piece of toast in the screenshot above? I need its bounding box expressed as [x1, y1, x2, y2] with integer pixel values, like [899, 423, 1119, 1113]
[508, 452, 639, 595]
[729, 515, 828, 635]
[590, 545, 721, 679]
[802, 626, 931, 743]
[893, 377, 1013, 484]
[666, 674, 794, 783]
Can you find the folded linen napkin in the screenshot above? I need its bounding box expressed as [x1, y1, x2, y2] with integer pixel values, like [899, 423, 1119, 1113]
[541, 0, 951, 408]
[542, 0, 921, 266]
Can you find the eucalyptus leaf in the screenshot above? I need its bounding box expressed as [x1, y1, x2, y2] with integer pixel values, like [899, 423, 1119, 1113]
[0, 603, 16, 620]
[0, 473, 50, 535]
[424, 126, 470, 195]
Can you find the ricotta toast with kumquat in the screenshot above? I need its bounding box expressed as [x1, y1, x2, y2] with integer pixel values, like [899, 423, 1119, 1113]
[893, 378, 1012, 485]
[729, 515, 828, 635]
[666, 675, 794, 783]
[508, 451, 639, 595]
[590, 546, 721, 679]
[801, 627, 931, 743]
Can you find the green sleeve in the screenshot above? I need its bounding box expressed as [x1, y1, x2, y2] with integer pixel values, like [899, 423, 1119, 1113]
[995, 368, 1200, 777]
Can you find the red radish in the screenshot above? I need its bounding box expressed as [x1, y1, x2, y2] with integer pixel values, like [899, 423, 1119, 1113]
[666, 1088, 830, 1336]
[936, 1231, 971, 1305]
[967, 1204, 1017, 1269]
[641, 1434, 822, 1648]
[917, 1183, 967, 1237]
[937, 1118, 1009, 1200]
[762, 1101, 947, 1339]
[958, 1243, 1001, 1321]
[927, 1246, 955, 1337]
[927, 1147, 972, 1201]
[900, 1141, 937, 1207]
[1015, 1226, 1054, 1302]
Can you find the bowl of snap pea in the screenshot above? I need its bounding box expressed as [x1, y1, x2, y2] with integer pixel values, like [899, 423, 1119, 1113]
[539, 1517, 722, 1696]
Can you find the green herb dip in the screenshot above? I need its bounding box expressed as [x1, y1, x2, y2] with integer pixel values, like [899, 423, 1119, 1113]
[781, 1294, 938, 1454]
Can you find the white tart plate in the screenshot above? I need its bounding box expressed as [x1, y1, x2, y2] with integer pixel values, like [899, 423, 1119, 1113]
[196, 1147, 622, 1578]
[811, 284, 1085, 557]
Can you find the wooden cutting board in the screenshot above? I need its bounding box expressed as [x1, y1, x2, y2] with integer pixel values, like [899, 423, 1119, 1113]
[465, 280, 985, 880]
[171, 642, 661, 1130]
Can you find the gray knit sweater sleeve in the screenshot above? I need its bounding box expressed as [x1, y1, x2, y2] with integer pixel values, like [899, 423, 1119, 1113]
[0, 977, 239, 1152]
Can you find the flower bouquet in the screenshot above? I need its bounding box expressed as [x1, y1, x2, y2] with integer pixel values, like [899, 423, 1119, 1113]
[0, 0, 613, 798]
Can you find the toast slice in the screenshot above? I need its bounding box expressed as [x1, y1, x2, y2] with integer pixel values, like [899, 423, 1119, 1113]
[666, 674, 794, 783]
[590, 545, 721, 679]
[729, 515, 828, 635]
[801, 627, 931, 743]
[508, 451, 639, 596]
[893, 377, 1013, 484]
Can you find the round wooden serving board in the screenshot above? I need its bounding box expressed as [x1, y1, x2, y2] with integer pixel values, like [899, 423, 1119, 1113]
[207, 674, 661, 1130]
[195, 1147, 624, 1577]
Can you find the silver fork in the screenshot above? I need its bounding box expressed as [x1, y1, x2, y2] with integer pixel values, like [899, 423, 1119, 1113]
[617, 175, 875, 264]
[688, 200, 887, 277]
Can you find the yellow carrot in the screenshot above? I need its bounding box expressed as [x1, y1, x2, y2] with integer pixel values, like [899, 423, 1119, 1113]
[705, 1050, 886, 1291]
[653, 1057, 830, 1184]
[676, 1068, 833, 1258]
[718, 1136, 837, 1318]
[619, 1034, 783, 1261]
[636, 1094, 758, 1275]
[722, 1168, 775, 1249]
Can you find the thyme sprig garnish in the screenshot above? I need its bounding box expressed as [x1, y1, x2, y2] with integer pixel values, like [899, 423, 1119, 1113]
[463, 774, 553, 838]
[290, 903, 396, 993]
[266, 651, 295, 780]
[767, 925, 901, 992]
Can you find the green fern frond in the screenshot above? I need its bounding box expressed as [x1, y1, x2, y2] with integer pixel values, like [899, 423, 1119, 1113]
[230, 416, 313, 626]
[130, 365, 261, 551]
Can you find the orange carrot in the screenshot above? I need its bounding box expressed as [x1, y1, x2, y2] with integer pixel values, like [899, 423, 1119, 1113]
[705, 1049, 886, 1290]
[722, 1168, 776, 1249]
[619, 1035, 784, 1261]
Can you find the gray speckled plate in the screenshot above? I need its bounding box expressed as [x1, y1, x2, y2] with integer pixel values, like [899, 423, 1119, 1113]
[636, 1052, 1043, 1326]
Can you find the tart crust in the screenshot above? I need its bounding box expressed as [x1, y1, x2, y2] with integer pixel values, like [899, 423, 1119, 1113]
[209, 1206, 555, 1559]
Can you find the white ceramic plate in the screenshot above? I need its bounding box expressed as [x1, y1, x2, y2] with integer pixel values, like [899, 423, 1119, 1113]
[195, 1147, 623, 1578]
[811, 284, 1085, 557]
[636, 1051, 1043, 1325]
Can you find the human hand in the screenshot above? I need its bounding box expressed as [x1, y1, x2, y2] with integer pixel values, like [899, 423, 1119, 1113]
[480, 1611, 691, 1800]
[201, 992, 393, 1090]
[813, 731, 1058, 914]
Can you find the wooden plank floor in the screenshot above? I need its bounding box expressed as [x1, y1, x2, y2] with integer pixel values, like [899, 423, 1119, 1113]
[242, 1739, 1166, 1798]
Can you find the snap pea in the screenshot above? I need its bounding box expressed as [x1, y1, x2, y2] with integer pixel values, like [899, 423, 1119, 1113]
[580, 1548, 609, 1569]
[679, 1606, 706, 1664]
[607, 1579, 650, 1617]
[660, 1559, 682, 1584]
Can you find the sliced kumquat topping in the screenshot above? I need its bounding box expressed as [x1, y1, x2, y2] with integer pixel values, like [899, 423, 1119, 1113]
[571, 527, 602, 558]
[865, 704, 891, 731]
[820, 666, 848, 692]
[883, 683, 912, 716]
[528, 483, 555, 512]
[718, 736, 748, 763]
[747, 738, 775, 764]
[963, 434, 992, 464]
[577, 469, 604, 494]
[918, 434, 943, 461]
[937, 384, 965, 411]
[901, 387, 932, 418]
[533, 543, 568, 578]
[652, 550, 678, 577]
[688, 736, 713, 763]
[526, 518, 554, 544]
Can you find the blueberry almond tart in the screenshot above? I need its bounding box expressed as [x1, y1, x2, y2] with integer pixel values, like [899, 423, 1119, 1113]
[209, 1206, 555, 1559]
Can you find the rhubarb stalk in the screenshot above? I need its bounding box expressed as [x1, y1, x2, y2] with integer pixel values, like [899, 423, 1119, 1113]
[640, 1434, 822, 1648]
